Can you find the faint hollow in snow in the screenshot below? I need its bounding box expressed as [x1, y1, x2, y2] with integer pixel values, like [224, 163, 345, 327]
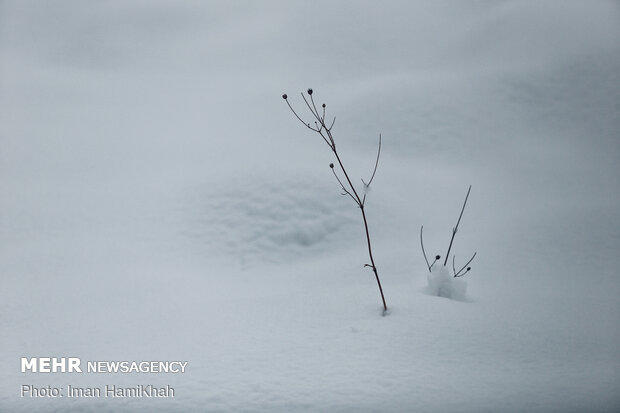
[180, 178, 357, 265]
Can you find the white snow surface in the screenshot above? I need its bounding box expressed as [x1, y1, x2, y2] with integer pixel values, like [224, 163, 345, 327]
[1, 1, 620, 412]
[427, 266, 468, 301]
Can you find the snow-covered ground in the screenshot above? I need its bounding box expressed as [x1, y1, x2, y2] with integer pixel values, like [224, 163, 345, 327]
[1, 1, 619, 411]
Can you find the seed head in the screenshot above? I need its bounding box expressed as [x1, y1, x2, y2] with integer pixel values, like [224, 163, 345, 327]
[435, 255, 441, 260]
[307, 88, 313, 95]
[329, 163, 334, 169]
[282, 94, 287, 99]
[467, 267, 471, 271]
[322, 103, 326, 108]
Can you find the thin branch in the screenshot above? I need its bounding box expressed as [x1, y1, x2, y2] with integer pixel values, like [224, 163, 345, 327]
[318, 133, 332, 147]
[301, 92, 322, 124]
[328, 117, 336, 131]
[454, 252, 477, 277]
[285, 99, 320, 132]
[360, 202, 387, 313]
[444, 185, 472, 266]
[420, 225, 431, 272]
[452, 255, 456, 276]
[362, 134, 382, 188]
[329, 138, 362, 206]
[310, 94, 322, 124]
[331, 166, 359, 205]
[325, 128, 337, 150]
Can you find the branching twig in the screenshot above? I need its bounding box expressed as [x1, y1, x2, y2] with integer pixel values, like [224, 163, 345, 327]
[362, 134, 382, 189]
[331, 164, 358, 204]
[283, 89, 387, 313]
[420, 185, 477, 280]
[454, 252, 477, 277]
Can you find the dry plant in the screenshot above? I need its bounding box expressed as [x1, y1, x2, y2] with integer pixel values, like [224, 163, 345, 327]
[421, 185, 477, 277]
[282, 88, 387, 314]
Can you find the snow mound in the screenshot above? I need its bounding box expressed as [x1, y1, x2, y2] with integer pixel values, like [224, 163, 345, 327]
[427, 266, 468, 300]
[180, 178, 357, 265]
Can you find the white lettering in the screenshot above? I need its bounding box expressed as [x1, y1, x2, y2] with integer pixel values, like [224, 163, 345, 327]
[21, 358, 37, 373]
[51, 357, 65, 373]
[21, 357, 81, 373]
[39, 358, 51, 373]
[68, 357, 82, 372]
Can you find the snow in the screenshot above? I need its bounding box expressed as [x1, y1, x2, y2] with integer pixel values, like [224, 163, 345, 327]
[426, 266, 468, 301]
[1, 1, 620, 412]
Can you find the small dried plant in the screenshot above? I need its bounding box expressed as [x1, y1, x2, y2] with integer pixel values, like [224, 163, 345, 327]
[282, 88, 387, 314]
[421, 185, 477, 278]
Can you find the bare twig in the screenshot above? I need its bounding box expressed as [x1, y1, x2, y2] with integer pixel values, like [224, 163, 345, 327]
[283, 89, 387, 313]
[454, 252, 477, 277]
[362, 134, 382, 190]
[331, 165, 358, 204]
[420, 226, 431, 272]
[444, 185, 472, 266]
[420, 185, 476, 282]
[452, 255, 456, 276]
[421, 226, 443, 273]
[301, 92, 321, 124]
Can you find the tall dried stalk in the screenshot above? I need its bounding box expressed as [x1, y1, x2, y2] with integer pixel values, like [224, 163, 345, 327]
[282, 89, 387, 313]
